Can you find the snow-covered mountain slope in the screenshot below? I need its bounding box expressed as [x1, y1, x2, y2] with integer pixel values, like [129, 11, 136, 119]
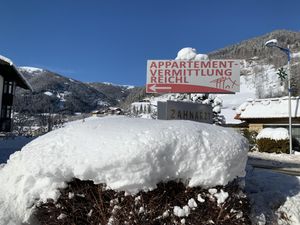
[19, 66, 44, 74]
[16, 67, 139, 114]
[219, 59, 285, 124]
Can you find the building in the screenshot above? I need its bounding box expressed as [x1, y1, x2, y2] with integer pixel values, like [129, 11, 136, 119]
[0, 55, 32, 132]
[92, 107, 124, 117]
[235, 96, 300, 141]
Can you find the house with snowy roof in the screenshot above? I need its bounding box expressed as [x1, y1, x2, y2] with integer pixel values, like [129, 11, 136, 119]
[0, 55, 32, 132]
[235, 96, 300, 141]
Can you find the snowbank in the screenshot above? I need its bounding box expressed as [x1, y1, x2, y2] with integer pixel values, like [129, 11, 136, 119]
[257, 128, 289, 141]
[246, 166, 300, 225]
[278, 193, 300, 225]
[0, 116, 248, 224]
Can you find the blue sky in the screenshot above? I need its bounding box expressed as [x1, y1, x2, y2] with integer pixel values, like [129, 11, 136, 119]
[0, 0, 300, 86]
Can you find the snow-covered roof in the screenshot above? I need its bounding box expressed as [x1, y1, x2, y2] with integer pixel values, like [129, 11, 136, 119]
[236, 96, 300, 119]
[0, 55, 32, 91]
[0, 55, 13, 66]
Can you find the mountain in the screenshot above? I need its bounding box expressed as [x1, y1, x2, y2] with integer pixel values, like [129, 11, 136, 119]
[209, 30, 300, 98]
[87, 82, 134, 103]
[15, 68, 117, 114]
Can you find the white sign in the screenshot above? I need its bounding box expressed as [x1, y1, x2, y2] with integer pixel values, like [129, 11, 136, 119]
[146, 60, 240, 93]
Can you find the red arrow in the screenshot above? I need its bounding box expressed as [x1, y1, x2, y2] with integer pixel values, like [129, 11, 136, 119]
[148, 84, 172, 92]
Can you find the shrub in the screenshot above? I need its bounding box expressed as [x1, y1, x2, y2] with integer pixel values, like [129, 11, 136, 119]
[241, 129, 258, 151]
[35, 178, 251, 225]
[256, 138, 289, 154]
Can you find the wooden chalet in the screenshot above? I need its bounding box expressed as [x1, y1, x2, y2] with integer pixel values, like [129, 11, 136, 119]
[0, 55, 32, 132]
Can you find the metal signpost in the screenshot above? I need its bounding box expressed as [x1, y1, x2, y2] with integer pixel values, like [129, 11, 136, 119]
[265, 39, 293, 154]
[146, 60, 240, 94]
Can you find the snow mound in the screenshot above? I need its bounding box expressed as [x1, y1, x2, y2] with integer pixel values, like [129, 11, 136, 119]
[175, 47, 208, 61]
[0, 116, 248, 224]
[278, 193, 300, 225]
[256, 128, 289, 141]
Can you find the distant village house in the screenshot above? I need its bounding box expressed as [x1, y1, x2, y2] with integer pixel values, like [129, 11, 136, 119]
[235, 97, 300, 142]
[0, 55, 32, 132]
[92, 107, 124, 117]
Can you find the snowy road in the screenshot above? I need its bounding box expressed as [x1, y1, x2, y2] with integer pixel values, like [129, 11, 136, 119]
[248, 153, 300, 176]
[0, 137, 35, 164]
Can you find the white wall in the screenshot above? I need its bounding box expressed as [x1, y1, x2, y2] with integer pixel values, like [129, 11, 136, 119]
[0, 75, 3, 116]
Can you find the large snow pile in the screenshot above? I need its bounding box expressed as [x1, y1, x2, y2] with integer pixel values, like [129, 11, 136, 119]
[0, 116, 248, 224]
[175, 47, 209, 60]
[256, 128, 289, 141]
[278, 191, 300, 225]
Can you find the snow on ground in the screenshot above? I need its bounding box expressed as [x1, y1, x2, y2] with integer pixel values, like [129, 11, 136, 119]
[246, 166, 300, 225]
[0, 116, 248, 224]
[292, 52, 300, 58]
[249, 151, 300, 165]
[257, 128, 289, 140]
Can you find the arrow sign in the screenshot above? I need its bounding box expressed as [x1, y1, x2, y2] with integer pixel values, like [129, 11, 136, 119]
[146, 60, 240, 93]
[148, 84, 172, 92]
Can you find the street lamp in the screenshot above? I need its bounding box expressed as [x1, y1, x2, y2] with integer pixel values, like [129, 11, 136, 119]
[265, 39, 293, 154]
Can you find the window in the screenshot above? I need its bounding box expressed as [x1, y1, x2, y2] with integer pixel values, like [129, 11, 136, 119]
[6, 106, 12, 118]
[0, 105, 13, 118]
[3, 81, 8, 94]
[8, 82, 13, 94]
[1, 106, 6, 118]
[3, 81, 14, 94]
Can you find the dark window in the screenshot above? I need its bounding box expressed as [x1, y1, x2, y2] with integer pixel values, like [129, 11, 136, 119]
[3, 81, 14, 95]
[8, 82, 13, 94]
[1, 106, 6, 118]
[1, 105, 13, 119]
[6, 106, 12, 118]
[3, 81, 8, 94]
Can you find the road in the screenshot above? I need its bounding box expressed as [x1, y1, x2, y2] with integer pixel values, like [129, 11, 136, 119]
[248, 152, 300, 176]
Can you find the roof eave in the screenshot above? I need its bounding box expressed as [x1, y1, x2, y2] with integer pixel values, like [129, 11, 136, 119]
[12, 65, 33, 91]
